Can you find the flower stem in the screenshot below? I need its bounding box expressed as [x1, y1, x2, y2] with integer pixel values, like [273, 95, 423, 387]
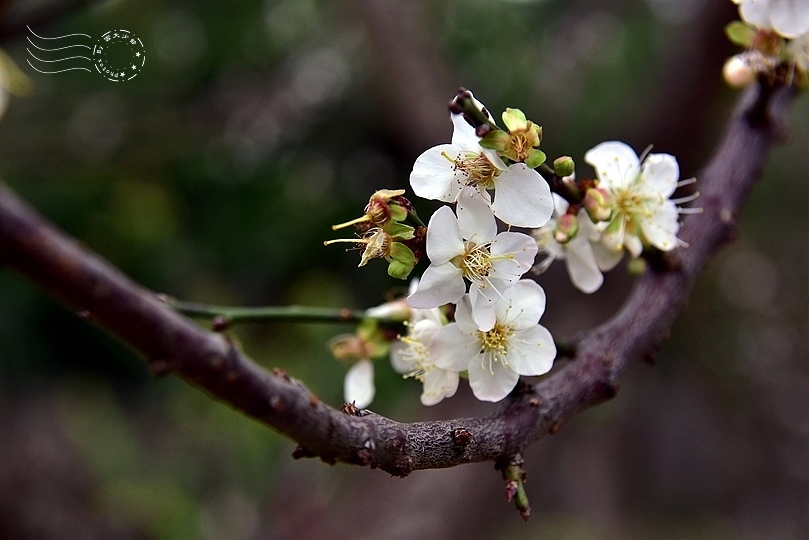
[166, 298, 373, 329]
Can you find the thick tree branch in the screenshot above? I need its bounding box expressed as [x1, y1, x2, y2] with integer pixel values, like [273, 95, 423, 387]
[0, 82, 796, 476]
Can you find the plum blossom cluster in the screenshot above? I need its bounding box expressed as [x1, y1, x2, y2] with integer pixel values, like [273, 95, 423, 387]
[531, 142, 698, 293]
[724, 0, 809, 88]
[327, 90, 695, 408]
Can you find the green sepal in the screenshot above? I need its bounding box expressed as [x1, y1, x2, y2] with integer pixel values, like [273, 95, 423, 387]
[387, 243, 416, 280]
[532, 124, 543, 144]
[407, 207, 425, 227]
[725, 21, 755, 47]
[525, 149, 547, 169]
[389, 204, 408, 222]
[385, 222, 415, 240]
[479, 129, 510, 150]
[502, 108, 528, 132]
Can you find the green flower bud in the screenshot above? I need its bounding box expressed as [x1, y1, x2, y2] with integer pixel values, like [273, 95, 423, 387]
[553, 156, 575, 178]
[583, 188, 614, 223]
[554, 213, 579, 244]
[626, 257, 647, 276]
[387, 242, 416, 280]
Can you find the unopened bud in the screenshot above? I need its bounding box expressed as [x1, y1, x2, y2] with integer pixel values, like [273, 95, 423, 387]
[553, 156, 575, 178]
[723, 55, 755, 88]
[626, 257, 647, 276]
[554, 213, 579, 244]
[583, 188, 613, 222]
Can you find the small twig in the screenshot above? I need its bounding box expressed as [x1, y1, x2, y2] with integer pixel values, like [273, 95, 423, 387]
[499, 454, 531, 521]
[167, 299, 368, 328]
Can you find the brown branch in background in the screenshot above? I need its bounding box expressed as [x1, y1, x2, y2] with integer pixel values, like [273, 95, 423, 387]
[0, 82, 796, 477]
[347, 0, 455, 159]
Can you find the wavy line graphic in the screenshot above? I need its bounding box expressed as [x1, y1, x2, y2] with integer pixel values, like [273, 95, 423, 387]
[27, 26, 93, 74]
[27, 26, 91, 40]
[27, 37, 92, 52]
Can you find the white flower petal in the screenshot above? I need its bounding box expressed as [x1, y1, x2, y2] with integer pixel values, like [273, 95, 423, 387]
[474, 276, 508, 303]
[638, 200, 680, 252]
[739, 0, 772, 28]
[470, 286, 497, 331]
[578, 209, 602, 242]
[414, 306, 445, 326]
[552, 193, 570, 215]
[494, 280, 546, 330]
[457, 187, 497, 243]
[640, 153, 679, 198]
[451, 113, 480, 148]
[410, 318, 442, 342]
[406, 262, 465, 309]
[467, 353, 520, 402]
[490, 231, 539, 278]
[505, 324, 556, 376]
[565, 237, 604, 294]
[425, 205, 464, 264]
[344, 360, 375, 408]
[431, 323, 479, 372]
[625, 233, 643, 258]
[410, 145, 463, 202]
[491, 164, 554, 228]
[453, 293, 480, 334]
[389, 340, 411, 374]
[768, 0, 809, 38]
[592, 239, 624, 271]
[420, 368, 460, 406]
[602, 215, 627, 253]
[584, 141, 640, 191]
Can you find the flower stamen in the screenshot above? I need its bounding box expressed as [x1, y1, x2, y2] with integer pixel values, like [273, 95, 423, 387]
[444, 151, 498, 189]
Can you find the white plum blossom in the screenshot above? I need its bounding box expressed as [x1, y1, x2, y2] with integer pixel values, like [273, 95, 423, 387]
[430, 280, 556, 403]
[533, 194, 605, 294]
[584, 141, 683, 260]
[409, 98, 553, 228]
[390, 306, 459, 406]
[733, 0, 809, 39]
[344, 359, 375, 409]
[406, 189, 538, 331]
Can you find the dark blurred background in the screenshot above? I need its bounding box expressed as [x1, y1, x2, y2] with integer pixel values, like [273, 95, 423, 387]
[1, 0, 808, 538]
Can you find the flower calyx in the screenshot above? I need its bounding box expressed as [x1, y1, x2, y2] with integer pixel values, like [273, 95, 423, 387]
[329, 319, 391, 363]
[325, 189, 426, 280]
[479, 108, 546, 169]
